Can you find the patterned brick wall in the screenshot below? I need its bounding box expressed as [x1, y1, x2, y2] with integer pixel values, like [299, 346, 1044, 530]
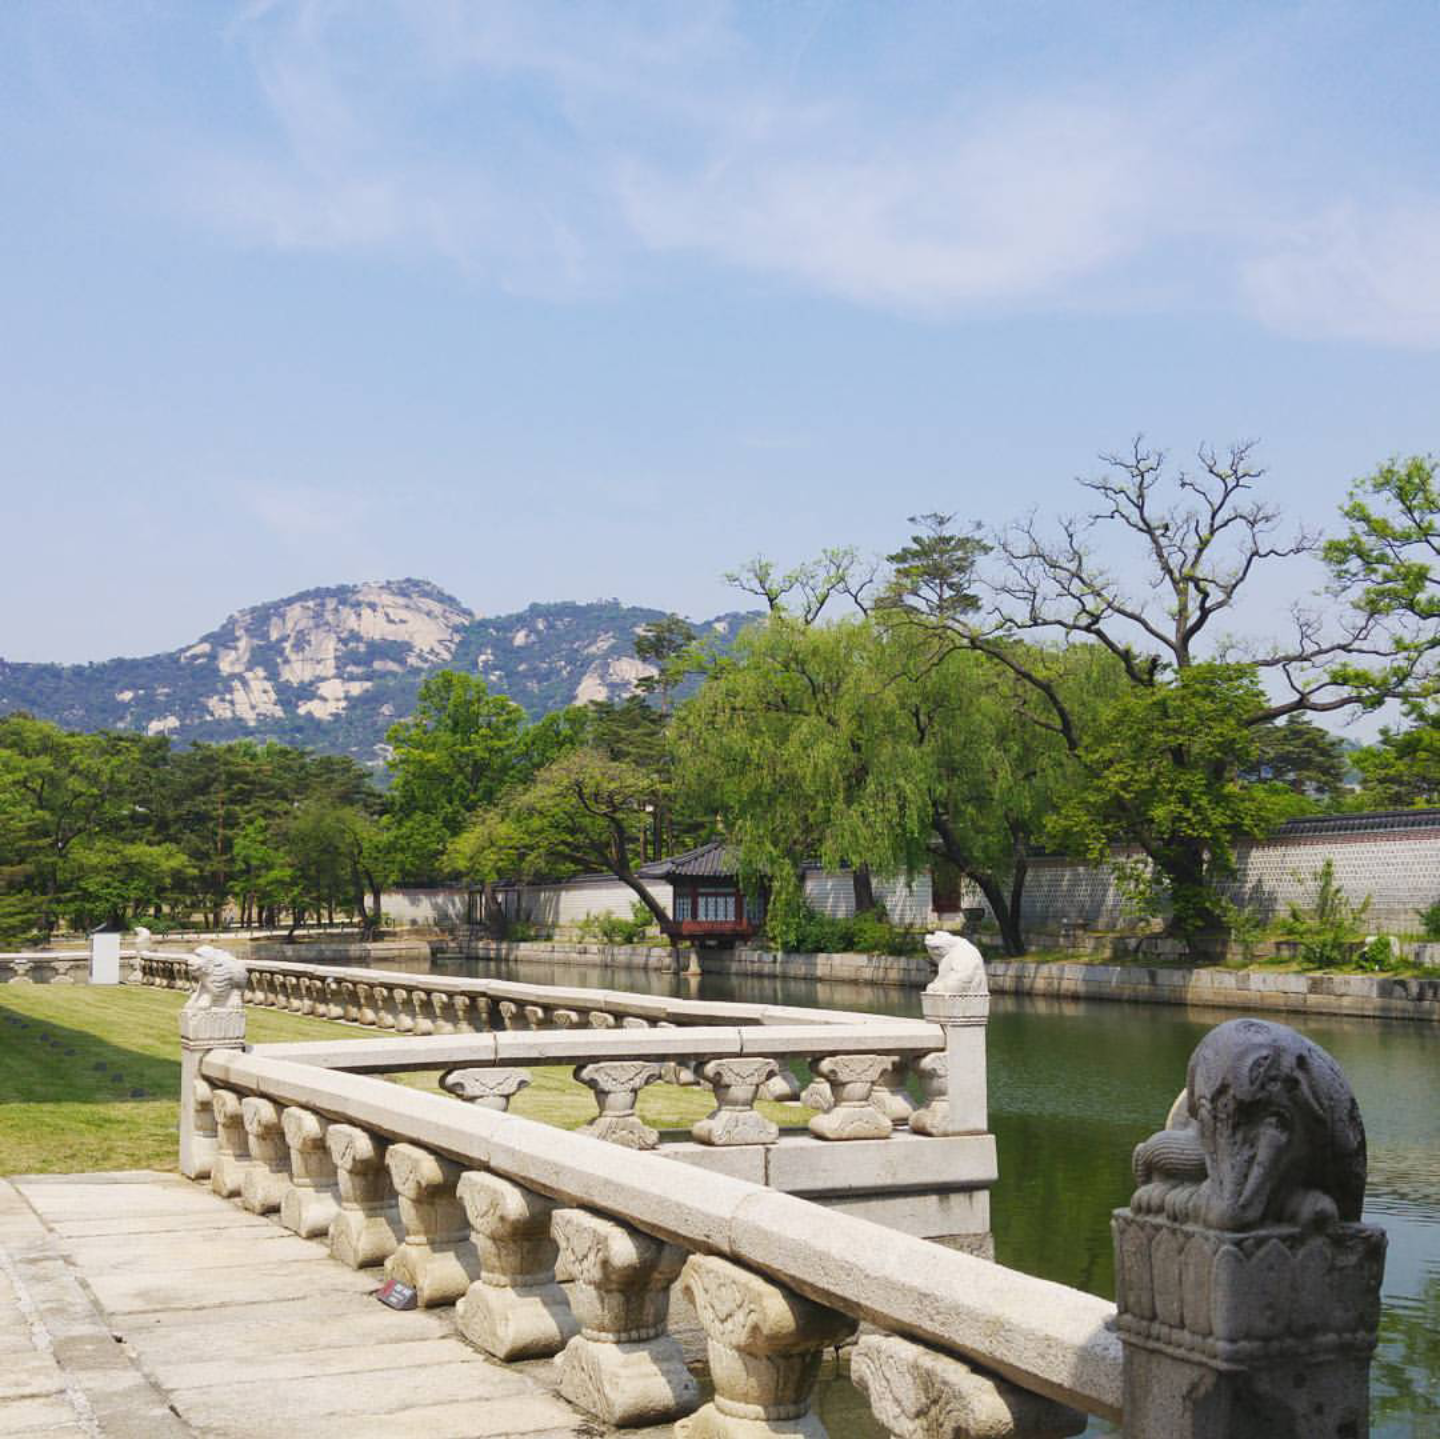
[1012, 823, 1440, 932]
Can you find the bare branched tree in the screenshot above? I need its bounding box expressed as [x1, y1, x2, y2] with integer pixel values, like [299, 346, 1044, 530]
[964, 440, 1413, 741]
[725, 546, 878, 625]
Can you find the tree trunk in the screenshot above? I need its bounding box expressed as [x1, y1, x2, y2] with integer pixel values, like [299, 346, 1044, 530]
[851, 863, 877, 915]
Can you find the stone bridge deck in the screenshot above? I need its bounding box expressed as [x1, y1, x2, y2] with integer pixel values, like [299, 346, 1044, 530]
[0, 1172, 666, 1438]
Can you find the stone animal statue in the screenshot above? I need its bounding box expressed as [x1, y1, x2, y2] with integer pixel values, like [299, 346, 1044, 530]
[923, 930, 987, 995]
[1130, 1017, 1366, 1231]
[183, 945, 249, 1012]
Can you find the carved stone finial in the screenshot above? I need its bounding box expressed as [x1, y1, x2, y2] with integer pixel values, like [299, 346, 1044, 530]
[923, 930, 987, 996]
[1130, 1017, 1367, 1232]
[182, 945, 249, 1012]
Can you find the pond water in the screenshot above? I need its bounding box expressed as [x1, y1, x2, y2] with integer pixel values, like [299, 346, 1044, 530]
[437, 956, 1440, 1437]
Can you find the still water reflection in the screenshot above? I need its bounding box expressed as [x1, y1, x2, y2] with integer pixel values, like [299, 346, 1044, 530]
[437, 956, 1440, 1437]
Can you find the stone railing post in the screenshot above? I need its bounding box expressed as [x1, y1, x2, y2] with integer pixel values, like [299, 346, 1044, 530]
[693, 1058, 779, 1146]
[280, 1106, 340, 1239]
[441, 1067, 532, 1111]
[551, 1206, 698, 1426]
[178, 946, 248, 1180]
[239, 1096, 291, 1214]
[326, 1124, 403, 1269]
[1113, 1017, 1386, 1439]
[852, 1334, 1085, 1439]
[677, 1253, 857, 1438]
[384, 1143, 480, 1307]
[807, 1055, 895, 1140]
[919, 929, 990, 1136]
[455, 1171, 577, 1360]
[575, 1060, 663, 1149]
[872, 1059, 917, 1126]
[208, 1089, 250, 1199]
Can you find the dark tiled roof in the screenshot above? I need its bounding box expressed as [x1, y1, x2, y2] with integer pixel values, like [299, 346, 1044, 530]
[637, 839, 736, 879]
[1274, 808, 1440, 838]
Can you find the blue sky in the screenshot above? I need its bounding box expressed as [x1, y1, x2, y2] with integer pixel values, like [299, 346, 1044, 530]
[2, 1, 1439, 671]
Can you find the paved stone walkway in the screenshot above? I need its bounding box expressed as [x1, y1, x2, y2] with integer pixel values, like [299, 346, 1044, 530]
[0, 1172, 614, 1438]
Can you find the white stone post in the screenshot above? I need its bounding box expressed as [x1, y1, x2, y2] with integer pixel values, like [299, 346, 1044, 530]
[454, 1170, 578, 1360]
[575, 1060, 663, 1149]
[907, 1053, 949, 1137]
[279, 1106, 340, 1239]
[692, 1058, 779, 1146]
[918, 929, 990, 1136]
[178, 947, 248, 1181]
[88, 930, 120, 985]
[872, 1059, 917, 1125]
[383, 1143, 480, 1307]
[1113, 1017, 1386, 1439]
[239, 1096, 291, 1215]
[326, 1123, 404, 1269]
[852, 1334, 1085, 1438]
[552, 1207, 698, 1427]
[676, 1253, 857, 1439]
[807, 1055, 895, 1140]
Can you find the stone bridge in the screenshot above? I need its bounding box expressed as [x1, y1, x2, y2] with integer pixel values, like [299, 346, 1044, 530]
[0, 944, 1386, 1437]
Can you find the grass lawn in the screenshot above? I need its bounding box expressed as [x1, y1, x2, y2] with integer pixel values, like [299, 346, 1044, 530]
[0, 985, 809, 1175]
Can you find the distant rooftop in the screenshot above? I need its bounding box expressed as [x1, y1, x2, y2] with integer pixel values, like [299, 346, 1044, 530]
[637, 839, 737, 880]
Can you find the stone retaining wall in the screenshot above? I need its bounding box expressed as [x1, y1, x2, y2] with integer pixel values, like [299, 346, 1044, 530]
[985, 961, 1440, 1022]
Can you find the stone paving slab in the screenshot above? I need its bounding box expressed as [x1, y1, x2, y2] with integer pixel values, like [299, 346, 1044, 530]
[2, 1171, 605, 1438]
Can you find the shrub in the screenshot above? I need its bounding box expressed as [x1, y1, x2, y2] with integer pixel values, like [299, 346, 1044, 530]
[1419, 900, 1440, 941]
[1280, 860, 1371, 969]
[1356, 935, 1396, 972]
[575, 905, 654, 946]
[763, 902, 923, 957]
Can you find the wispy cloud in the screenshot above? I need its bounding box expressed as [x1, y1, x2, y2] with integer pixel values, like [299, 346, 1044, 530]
[136, 2, 1440, 345]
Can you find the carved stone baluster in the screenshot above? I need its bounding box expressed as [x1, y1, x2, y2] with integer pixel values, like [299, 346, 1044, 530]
[324, 977, 345, 1020]
[575, 1061, 662, 1149]
[677, 1253, 857, 1438]
[356, 982, 378, 1027]
[341, 980, 361, 1023]
[430, 992, 456, 1034]
[187, 1078, 219, 1180]
[807, 1055, 895, 1140]
[622, 1016, 650, 1030]
[451, 993, 474, 1032]
[497, 1000, 522, 1029]
[326, 1124, 403, 1269]
[374, 985, 398, 1030]
[852, 1334, 1085, 1439]
[762, 1066, 802, 1102]
[209, 1089, 251, 1199]
[800, 1075, 834, 1112]
[411, 989, 435, 1035]
[523, 1003, 547, 1028]
[279, 1106, 340, 1239]
[872, 1059, 916, 1125]
[692, 1059, 779, 1147]
[392, 986, 415, 1034]
[384, 1144, 480, 1307]
[552, 1008, 581, 1028]
[908, 1054, 950, 1137]
[240, 1096, 291, 1214]
[299, 977, 317, 1015]
[552, 1207, 698, 1426]
[441, 1067, 532, 1112]
[588, 1011, 617, 1029]
[455, 1171, 578, 1360]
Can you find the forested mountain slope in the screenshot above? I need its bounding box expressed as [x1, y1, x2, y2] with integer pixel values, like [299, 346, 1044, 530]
[0, 579, 751, 762]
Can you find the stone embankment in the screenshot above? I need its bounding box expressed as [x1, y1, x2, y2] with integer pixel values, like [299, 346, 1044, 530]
[984, 959, 1440, 1022]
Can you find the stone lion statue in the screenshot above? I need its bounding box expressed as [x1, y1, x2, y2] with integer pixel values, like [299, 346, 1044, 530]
[923, 930, 987, 995]
[183, 945, 249, 1012]
[1130, 1017, 1366, 1232]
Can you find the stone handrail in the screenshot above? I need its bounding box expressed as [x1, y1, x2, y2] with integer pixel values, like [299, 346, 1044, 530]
[200, 1045, 1121, 1426]
[174, 940, 1385, 1436]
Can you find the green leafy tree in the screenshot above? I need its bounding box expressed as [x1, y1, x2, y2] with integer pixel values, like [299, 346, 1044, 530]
[1046, 665, 1286, 931]
[454, 749, 673, 929]
[633, 614, 697, 712]
[1242, 715, 1348, 801]
[914, 443, 1415, 931]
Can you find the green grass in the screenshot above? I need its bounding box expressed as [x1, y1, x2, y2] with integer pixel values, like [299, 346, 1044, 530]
[0, 986, 809, 1175]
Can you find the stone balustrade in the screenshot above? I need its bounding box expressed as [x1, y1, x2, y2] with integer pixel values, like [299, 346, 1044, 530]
[170, 939, 1385, 1437]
